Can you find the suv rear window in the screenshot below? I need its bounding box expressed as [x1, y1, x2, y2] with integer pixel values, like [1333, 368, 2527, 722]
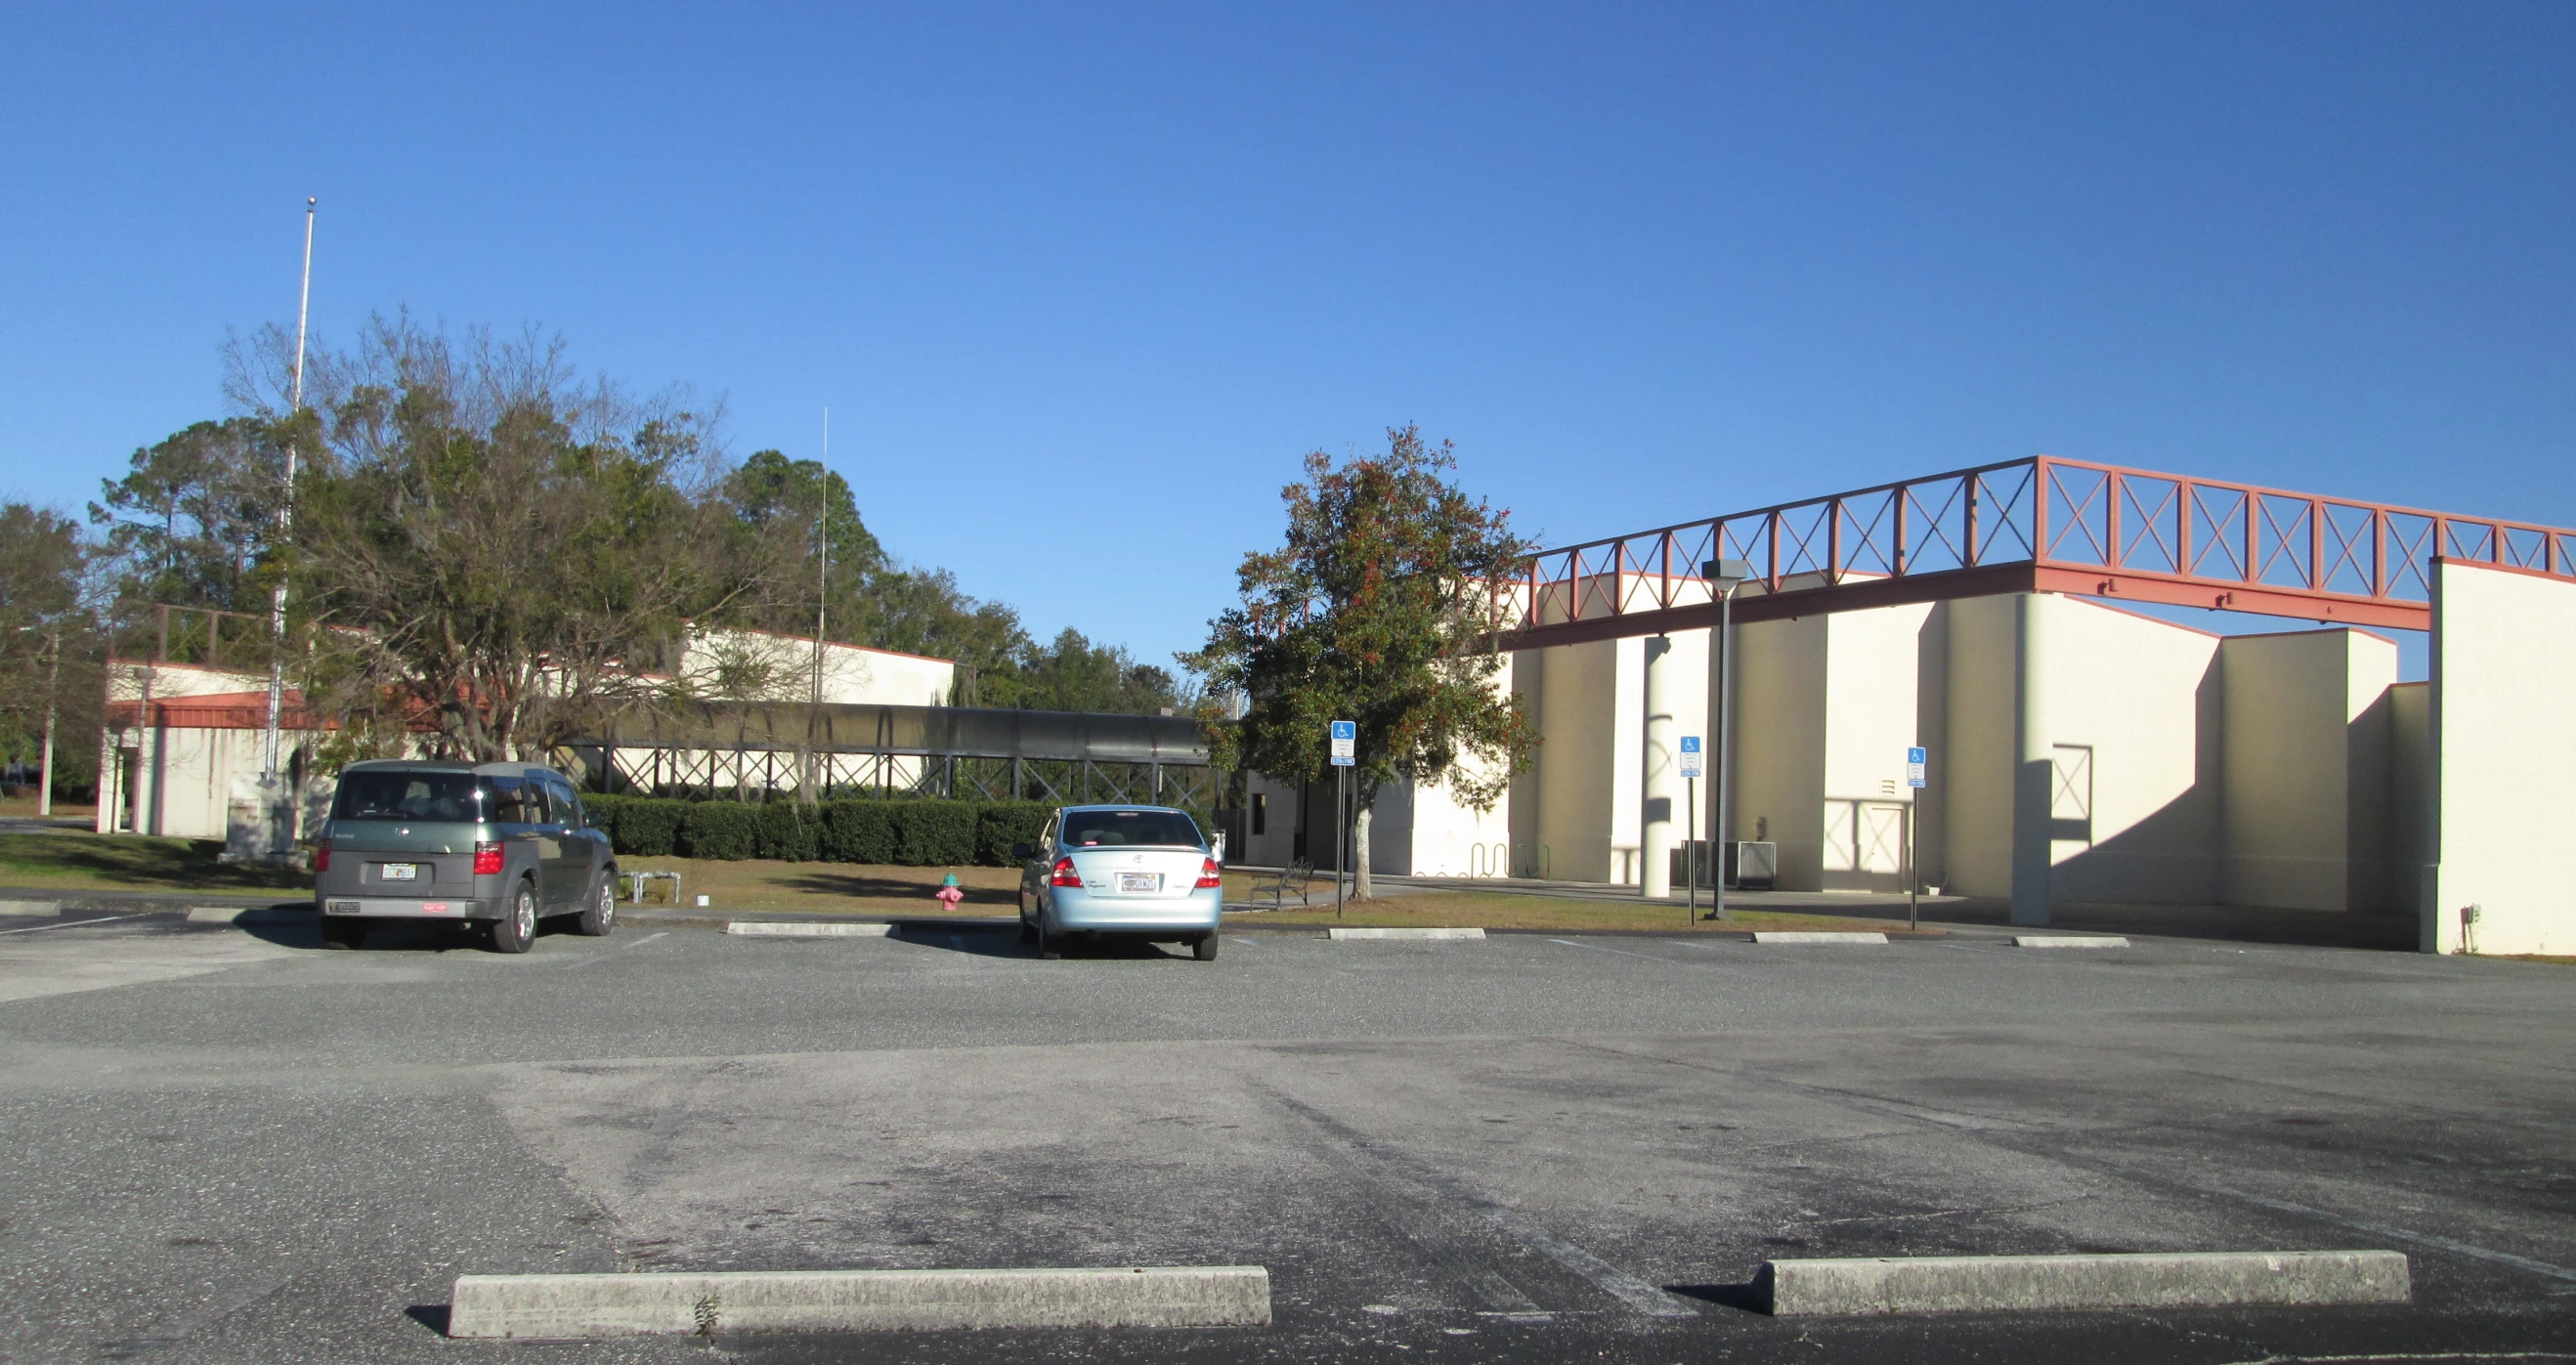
[1062, 809, 1203, 848]
[332, 771, 484, 823]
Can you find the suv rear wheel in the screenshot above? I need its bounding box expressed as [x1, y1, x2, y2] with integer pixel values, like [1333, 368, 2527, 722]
[578, 878, 616, 936]
[492, 881, 538, 955]
[321, 920, 365, 951]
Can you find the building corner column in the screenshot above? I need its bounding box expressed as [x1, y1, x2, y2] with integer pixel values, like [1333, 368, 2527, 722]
[2011, 592, 2053, 926]
[1642, 634, 1677, 898]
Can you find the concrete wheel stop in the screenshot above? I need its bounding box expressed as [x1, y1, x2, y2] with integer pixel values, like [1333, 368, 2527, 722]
[448, 1265, 1272, 1339]
[1755, 1250, 2409, 1316]
[725, 920, 895, 937]
[1325, 926, 1485, 940]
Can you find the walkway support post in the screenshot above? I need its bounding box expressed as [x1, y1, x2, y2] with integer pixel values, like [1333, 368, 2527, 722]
[2011, 591, 2053, 926]
[1642, 634, 1677, 898]
[1701, 560, 1750, 920]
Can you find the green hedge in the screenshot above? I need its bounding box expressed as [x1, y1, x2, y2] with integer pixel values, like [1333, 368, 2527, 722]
[976, 802, 1053, 866]
[580, 795, 1093, 867]
[679, 801, 758, 860]
[822, 801, 895, 864]
[893, 800, 977, 866]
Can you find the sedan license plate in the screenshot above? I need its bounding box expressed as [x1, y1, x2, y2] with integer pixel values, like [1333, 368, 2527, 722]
[1118, 872, 1161, 894]
[379, 863, 419, 881]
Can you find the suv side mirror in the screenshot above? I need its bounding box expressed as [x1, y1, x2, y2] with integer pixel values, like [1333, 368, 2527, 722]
[1010, 842, 1034, 862]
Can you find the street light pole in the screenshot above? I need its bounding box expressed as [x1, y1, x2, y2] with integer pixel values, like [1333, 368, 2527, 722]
[1701, 559, 1750, 920]
[262, 196, 317, 779]
[36, 623, 59, 818]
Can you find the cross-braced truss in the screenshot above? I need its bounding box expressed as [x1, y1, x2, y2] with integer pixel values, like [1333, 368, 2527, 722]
[1495, 455, 2573, 648]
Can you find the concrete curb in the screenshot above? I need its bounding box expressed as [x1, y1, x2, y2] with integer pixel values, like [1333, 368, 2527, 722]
[1760, 1250, 2409, 1316]
[726, 920, 895, 937]
[1325, 926, 1486, 941]
[2013, 934, 2130, 949]
[0, 900, 63, 917]
[1750, 931, 1890, 945]
[448, 1265, 1272, 1338]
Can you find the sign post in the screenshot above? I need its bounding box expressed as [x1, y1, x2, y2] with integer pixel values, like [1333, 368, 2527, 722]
[1331, 721, 1355, 919]
[1679, 736, 1703, 925]
[1906, 746, 1928, 931]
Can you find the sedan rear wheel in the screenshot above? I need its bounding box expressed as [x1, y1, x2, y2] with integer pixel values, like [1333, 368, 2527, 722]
[492, 882, 538, 955]
[1036, 912, 1063, 960]
[1192, 931, 1220, 962]
[579, 878, 616, 936]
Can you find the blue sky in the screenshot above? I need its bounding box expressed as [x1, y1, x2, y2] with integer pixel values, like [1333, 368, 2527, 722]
[3, 3, 2569, 675]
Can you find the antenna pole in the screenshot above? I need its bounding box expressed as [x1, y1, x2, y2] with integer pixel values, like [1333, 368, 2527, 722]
[262, 196, 316, 782]
[814, 407, 829, 706]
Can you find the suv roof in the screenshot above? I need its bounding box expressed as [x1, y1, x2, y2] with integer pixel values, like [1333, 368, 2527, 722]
[338, 759, 560, 778]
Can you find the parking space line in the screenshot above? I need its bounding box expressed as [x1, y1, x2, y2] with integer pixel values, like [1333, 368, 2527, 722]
[2196, 1183, 2576, 1285]
[554, 929, 673, 970]
[0, 914, 141, 936]
[1544, 937, 1697, 965]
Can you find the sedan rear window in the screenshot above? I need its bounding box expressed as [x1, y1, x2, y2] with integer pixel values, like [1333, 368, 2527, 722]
[331, 772, 484, 823]
[1062, 809, 1203, 848]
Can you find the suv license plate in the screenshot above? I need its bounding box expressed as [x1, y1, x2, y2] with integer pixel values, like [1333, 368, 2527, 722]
[380, 863, 418, 880]
[1118, 872, 1160, 894]
[326, 901, 361, 916]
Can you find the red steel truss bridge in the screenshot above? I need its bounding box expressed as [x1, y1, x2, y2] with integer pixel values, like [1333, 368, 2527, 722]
[1493, 455, 2576, 649]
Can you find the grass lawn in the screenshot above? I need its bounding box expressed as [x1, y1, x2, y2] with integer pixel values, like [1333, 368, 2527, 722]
[0, 797, 94, 821]
[617, 855, 1921, 933]
[0, 831, 309, 893]
[0, 832, 1923, 934]
[1225, 891, 1921, 934]
[618, 856, 1024, 915]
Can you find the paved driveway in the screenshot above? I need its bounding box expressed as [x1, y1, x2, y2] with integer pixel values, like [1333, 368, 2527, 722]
[0, 915, 2569, 1362]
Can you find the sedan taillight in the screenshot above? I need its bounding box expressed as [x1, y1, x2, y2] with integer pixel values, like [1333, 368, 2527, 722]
[314, 844, 330, 873]
[1050, 855, 1083, 887]
[1194, 858, 1223, 889]
[473, 841, 503, 875]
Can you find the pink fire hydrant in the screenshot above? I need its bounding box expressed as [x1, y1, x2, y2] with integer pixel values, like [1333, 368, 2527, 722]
[934, 873, 965, 911]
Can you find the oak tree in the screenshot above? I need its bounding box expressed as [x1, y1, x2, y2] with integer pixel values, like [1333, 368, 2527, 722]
[1187, 426, 1535, 898]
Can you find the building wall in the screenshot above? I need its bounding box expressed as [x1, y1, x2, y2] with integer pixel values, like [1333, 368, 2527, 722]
[1818, 604, 1931, 891]
[1507, 647, 1547, 877]
[679, 626, 956, 708]
[1942, 596, 2018, 898]
[2426, 560, 2576, 955]
[1401, 654, 1520, 878]
[1911, 602, 1953, 891]
[2039, 597, 2223, 905]
[99, 662, 319, 839]
[2218, 629, 2399, 912]
[1730, 615, 1826, 887]
[2385, 681, 2430, 916]
[1534, 638, 1621, 882]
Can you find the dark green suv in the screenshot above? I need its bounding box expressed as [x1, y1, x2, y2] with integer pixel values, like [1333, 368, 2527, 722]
[312, 760, 618, 953]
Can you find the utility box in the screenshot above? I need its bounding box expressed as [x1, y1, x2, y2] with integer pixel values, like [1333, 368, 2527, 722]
[1669, 840, 1718, 887]
[220, 772, 299, 866]
[1725, 840, 1778, 891]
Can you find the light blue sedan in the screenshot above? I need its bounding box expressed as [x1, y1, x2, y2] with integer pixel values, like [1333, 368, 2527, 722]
[1015, 804, 1224, 960]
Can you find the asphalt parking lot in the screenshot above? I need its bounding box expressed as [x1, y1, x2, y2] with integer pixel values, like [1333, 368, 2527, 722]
[0, 912, 2570, 1363]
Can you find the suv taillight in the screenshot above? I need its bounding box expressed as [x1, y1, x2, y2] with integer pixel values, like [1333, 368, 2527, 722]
[314, 844, 330, 872]
[473, 841, 503, 876]
[1050, 855, 1083, 887]
[1194, 857, 1223, 889]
